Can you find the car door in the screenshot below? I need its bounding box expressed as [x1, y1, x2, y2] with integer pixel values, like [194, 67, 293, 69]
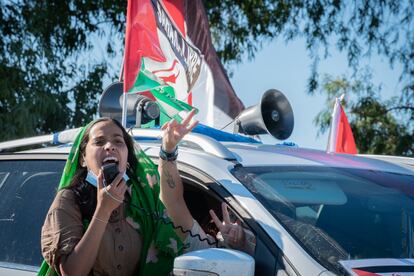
[209, 180, 300, 276]
[177, 163, 300, 275]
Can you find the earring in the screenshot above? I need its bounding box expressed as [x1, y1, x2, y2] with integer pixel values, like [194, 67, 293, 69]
[126, 162, 130, 169]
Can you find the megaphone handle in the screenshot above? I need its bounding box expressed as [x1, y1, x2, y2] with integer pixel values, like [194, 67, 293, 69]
[135, 101, 144, 128]
[233, 119, 242, 134]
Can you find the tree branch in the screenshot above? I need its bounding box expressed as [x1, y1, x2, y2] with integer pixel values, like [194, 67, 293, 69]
[386, 105, 414, 113]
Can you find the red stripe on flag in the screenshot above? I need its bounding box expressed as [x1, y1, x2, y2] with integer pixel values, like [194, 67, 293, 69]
[187, 92, 192, 106]
[352, 269, 380, 276]
[335, 105, 357, 154]
[162, 0, 186, 37]
[152, 59, 180, 83]
[124, 0, 166, 93]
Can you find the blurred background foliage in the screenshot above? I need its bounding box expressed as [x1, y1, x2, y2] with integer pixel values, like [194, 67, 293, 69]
[0, 0, 412, 155]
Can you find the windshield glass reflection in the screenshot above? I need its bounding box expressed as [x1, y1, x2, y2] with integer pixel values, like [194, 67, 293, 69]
[231, 166, 414, 274]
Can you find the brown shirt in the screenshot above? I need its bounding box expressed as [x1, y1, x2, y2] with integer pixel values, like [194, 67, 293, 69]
[41, 189, 142, 276]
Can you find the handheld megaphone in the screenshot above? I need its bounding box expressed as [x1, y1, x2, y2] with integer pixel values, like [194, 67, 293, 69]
[98, 81, 160, 127]
[234, 89, 294, 140]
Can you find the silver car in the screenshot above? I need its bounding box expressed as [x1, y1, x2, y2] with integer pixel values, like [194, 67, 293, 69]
[0, 126, 413, 275]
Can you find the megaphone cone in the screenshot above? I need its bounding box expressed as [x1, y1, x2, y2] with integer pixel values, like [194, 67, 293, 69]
[235, 89, 294, 140]
[98, 81, 160, 127]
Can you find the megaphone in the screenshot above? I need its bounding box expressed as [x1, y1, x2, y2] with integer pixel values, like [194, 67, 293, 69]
[98, 81, 160, 127]
[234, 89, 294, 140]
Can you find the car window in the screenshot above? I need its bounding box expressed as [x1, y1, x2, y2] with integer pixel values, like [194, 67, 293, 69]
[232, 166, 414, 275]
[0, 159, 64, 268]
[182, 177, 256, 255]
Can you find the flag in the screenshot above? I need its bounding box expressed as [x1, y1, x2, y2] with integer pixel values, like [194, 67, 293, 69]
[126, 60, 196, 123]
[123, 0, 244, 128]
[327, 95, 357, 154]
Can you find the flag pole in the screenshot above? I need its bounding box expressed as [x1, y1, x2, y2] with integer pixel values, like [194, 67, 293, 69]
[327, 96, 341, 153]
[119, 54, 128, 128]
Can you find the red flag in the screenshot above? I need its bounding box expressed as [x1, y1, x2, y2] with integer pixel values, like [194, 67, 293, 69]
[351, 269, 380, 276]
[122, 0, 244, 128]
[123, 0, 165, 94]
[327, 96, 357, 154]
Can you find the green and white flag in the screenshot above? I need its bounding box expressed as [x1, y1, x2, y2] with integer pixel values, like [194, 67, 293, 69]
[129, 61, 197, 125]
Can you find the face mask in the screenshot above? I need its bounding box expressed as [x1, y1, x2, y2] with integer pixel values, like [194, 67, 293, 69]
[85, 170, 130, 187]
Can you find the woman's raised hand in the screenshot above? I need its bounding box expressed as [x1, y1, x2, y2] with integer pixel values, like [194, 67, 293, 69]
[209, 203, 246, 249]
[161, 109, 198, 152]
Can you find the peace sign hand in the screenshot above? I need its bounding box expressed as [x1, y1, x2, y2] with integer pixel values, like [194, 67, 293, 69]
[161, 109, 198, 152]
[209, 203, 246, 249]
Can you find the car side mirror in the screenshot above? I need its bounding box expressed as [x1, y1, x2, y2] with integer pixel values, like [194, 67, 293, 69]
[173, 248, 255, 276]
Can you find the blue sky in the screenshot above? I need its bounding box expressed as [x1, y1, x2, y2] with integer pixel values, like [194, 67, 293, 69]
[230, 38, 403, 150]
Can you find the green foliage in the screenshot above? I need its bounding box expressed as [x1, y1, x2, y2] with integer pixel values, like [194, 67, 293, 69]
[0, 0, 125, 141]
[315, 71, 413, 156]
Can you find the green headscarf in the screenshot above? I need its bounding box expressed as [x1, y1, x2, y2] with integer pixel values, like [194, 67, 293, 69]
[38, 120, 184, 275]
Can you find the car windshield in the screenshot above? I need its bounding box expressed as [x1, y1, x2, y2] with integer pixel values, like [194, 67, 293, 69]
[231, 165, 414, 274]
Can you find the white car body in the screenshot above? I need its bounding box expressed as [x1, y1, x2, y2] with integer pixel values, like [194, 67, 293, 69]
[0, 127, 413, 276]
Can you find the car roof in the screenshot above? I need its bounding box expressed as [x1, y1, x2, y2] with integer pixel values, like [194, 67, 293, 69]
[1, 127, 413, 176]
[223, 143, 414, 174]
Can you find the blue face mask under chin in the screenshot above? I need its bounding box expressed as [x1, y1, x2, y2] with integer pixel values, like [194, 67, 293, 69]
[85, 170, 130, 187]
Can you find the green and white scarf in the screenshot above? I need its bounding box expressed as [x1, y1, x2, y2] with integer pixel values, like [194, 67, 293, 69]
[38, 121, 184, 275]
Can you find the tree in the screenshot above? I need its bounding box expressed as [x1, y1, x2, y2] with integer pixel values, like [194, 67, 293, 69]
[314, 71, 413, 156]
[0, 0, 413, 150]
[0, 1, 125, 141]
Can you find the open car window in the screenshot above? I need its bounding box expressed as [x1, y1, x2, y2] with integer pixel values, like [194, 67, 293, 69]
[181, 174, 256, 255]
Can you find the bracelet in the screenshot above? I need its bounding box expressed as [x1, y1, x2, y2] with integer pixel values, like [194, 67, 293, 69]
[159, 145, 178, 161]
[93, 216, 108, 223]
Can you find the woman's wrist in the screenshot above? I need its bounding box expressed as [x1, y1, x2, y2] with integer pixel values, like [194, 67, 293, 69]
[161, 142, 177, 153]
[94, 204, 112, 221]
[93, 216, 108, 224]
[160, 145, 178, 161]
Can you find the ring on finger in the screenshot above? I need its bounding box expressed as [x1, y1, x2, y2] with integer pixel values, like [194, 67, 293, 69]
[104, 187, 123, 204]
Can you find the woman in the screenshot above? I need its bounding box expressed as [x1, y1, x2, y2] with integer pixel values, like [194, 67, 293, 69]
[40, 110, 249, 276]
